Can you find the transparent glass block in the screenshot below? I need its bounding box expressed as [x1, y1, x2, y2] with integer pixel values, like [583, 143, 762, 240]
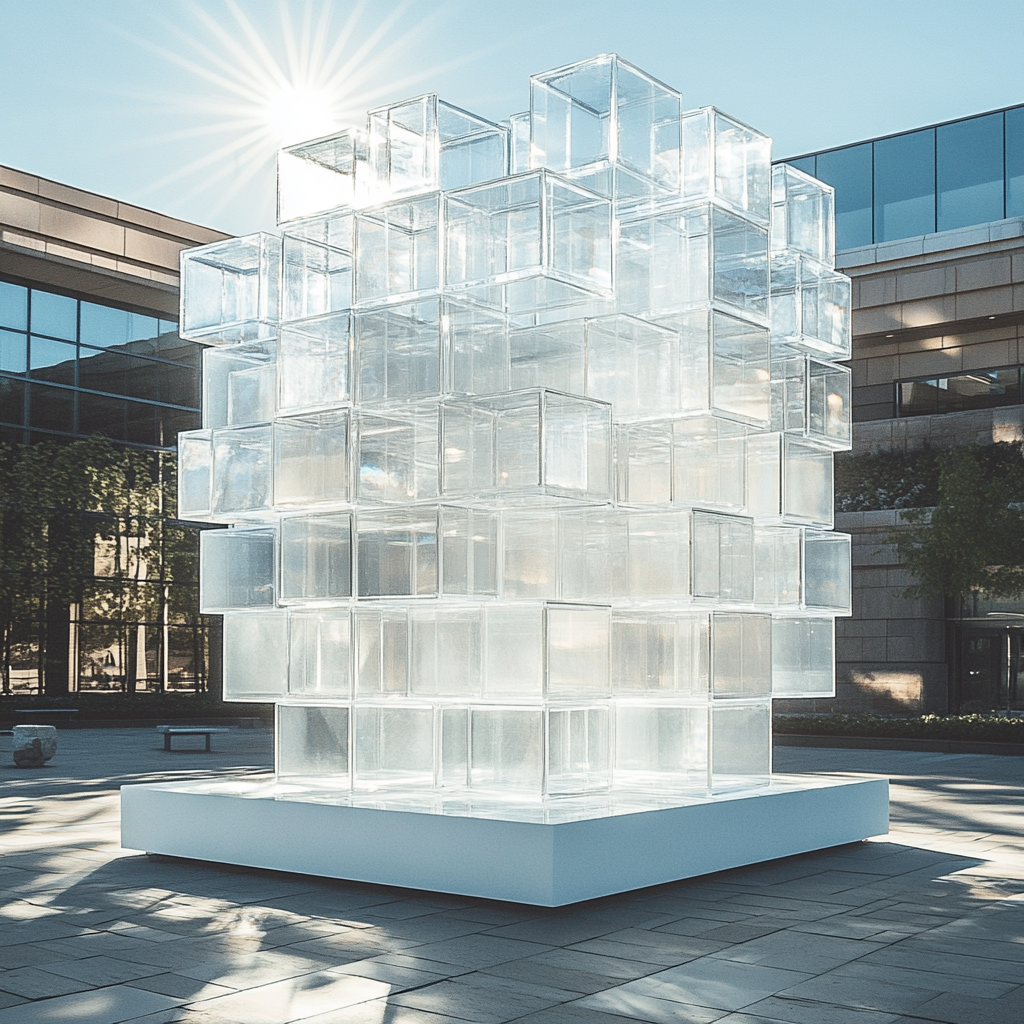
[277, 703, 351, 782]
[277, 313, 353, 415]
[368, 94, 508, 196]
[203, 338, 276, 429]
[356, 508, 438, 598]
[355, 507, 493, 601]
[745, 433, 834, 527]
[288, 610, 352, 696]
[277, 127, 375, 223]
[617, 204, 769, 326]
[771, 163, 835, 268]
[547, 604, 610, 698]
[615, 422, 671, 505]
[753, 526, 802, 609]
[353, 607, 408, 697]
[557, 510, 623, 603]
[772, 616, 835, 697]
[501, 511, 559, 601]
[614, 704, 708, 791]
[222, 610, 288, 701]
[279, 513, 353, 604]
[408, 606, 482, 697]
[807, 359, 852, 450]
[441, 507, 499, 597]
[585, 315, 678, 420]
[508, 111, 531, 174]
[621, 511, 690, 600]
[354, 704, 435, 789]
[681, 107, 772, 226]
[354, 193, 441, 308]
[711, 701, 770, 789]
[804, 530, 852, 614]
[711, 613, 772, 698]
[612, 612, 709, 695]
[771, 254, 852, 360]
[281, 235, 352, 323]
[671, 416, 748, 510]
[529, 54, 681, 203]
[177, 430, 212, 519]
[547, 706, 612, 795]
[508, 320, 586, 394]
[692, 511, 754, 604]
[439, 706, 469, 789]
[769, 350, 808, 434]
[180, 233, 280, 344]
[199, 526, 275, 613]
[273, 409, 352, 509]
[355, 297, 508, 403]
[470, 707, 543, 794]
[483, 604, 545, 698]
[441, 389, 612, 505]
[283, 209, 355, 255]
[444, 170, 613, 316]
[355, 404, 439, 505]
[211, 425, 272, 517]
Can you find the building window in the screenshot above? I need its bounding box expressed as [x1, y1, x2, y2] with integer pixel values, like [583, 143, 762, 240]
[897, 367, 1022, 417]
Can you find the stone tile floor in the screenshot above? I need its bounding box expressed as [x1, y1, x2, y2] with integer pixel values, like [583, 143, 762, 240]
[1, 728, 1023, 1023]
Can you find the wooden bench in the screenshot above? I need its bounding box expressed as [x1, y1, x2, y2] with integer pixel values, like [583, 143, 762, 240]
[156, 725, 231, 752]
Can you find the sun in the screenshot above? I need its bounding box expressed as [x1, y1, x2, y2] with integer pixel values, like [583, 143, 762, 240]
[264, 83, 339, 147]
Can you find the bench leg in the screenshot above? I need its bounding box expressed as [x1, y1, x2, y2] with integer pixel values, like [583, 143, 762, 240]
[164, 734, 172, 752]
[205, 734, 211, 752]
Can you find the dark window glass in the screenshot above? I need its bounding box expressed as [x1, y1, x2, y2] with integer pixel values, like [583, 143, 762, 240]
[78, 391, 127, 441]
[78, 346, 127, 396]
[155, 361, 200, 408]
[0, 376, 27, 425]
[28, 383, 75, 433]
[0, 282, 28, 331]
[815, 143, 872, 249]
[30, 290, 77, 340]
[1, 329, 28, 374]
[937, 113, 1004, 232]
[1006, 107, 1024, 217]
[875, 129, 935, 242]
[157, 405, 201, 446]
[125, 355, 165, 402]
[124, 401, 158, 446]
[899, 368, 1021, 416]
[157, 332, 200, 366]
[29, 337, 76, 385]
[0, 424, 25, 444]
[786, 156, 815, 175]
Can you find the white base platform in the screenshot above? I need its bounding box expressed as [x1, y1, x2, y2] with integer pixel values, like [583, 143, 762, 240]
[121, 774, 889, 906]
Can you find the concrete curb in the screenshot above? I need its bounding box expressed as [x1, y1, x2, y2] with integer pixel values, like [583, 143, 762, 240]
[775, 733, 1024, 756]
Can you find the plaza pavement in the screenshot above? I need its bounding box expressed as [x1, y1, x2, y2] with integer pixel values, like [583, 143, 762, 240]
[1, 727, 1023, 1024]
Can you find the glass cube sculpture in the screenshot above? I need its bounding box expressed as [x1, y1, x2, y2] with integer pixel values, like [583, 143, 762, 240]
[180, 233, 280, 344]
[179, 55, 852, 806]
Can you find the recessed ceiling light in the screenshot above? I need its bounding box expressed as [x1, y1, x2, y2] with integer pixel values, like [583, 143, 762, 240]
[885, 333, 894, 338]
[988, 315, 996, 320]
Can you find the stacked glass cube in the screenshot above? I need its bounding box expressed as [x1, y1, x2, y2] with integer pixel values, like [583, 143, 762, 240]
[177, 55, 852, 804]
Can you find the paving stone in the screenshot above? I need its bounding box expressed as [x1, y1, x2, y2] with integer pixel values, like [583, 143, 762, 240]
[577, 987, 730, 1022]
[0, 984, 182, 1024]
[392, 933, 553, 969]
[0, 965, 91, 999]
[736, 995, 903, 1024]
[388, 977, 560, 1023]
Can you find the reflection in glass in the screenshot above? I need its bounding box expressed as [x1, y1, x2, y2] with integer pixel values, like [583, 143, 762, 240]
[79, 391, 127, 440]
[0, 377, 26, 425]
[30, 290, 77, 340]
[938, 114, 1003, 232]
[80, 301, 160, 348]
[29, 337, 76, 384]
[874, 130, 935, 241]
[0, 282, 28, 331]
[79, 346, 127, 396]
[785, 156, 815, 175]
[1, 329, 28, 374]
[899, 367, 1022, 416]
[815, 144, 872, 250]
[1006, 107, 1024, 218]
[28, 383, 75, 432]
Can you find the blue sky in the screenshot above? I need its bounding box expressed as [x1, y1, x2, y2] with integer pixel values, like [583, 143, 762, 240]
[3, 0, 1024, 236]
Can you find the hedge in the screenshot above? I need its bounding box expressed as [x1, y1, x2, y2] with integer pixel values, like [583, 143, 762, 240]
[775, 712, 1024, 744]
[0, 693, 272, 723]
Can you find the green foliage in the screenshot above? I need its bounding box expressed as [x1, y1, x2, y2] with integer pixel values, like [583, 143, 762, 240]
[895, 443, 1024, 602]
[775, 712, 1024, 744]
[835, 447, 941, 512]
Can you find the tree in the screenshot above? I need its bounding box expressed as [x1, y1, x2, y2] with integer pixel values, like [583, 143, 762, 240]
[895, 443, 1024, 606]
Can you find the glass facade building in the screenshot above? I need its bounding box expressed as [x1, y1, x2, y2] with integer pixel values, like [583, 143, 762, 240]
[0, 279, 201, 448]
[784, 104, 1024, 251]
